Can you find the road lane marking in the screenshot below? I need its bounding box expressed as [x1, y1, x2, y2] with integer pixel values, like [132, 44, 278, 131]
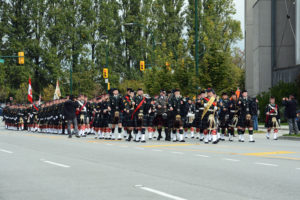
[135, 147, 145, 150]
[242, 151, 296, 156]
[120, 145, 128, 148]
[152, 149, 163, 152]
[171, 152, 184, 155]
[0, 149, 13, 154]
[255, 162, 278, 167]
[41, 159, 70, 168]
[195, 154, 210, 158]
[223, 158, 240, 162]
[296, 168, 300, 170]
[135, 185, 187, 200]
[141, 144, 194, 148]
[105, 143, 113, 146]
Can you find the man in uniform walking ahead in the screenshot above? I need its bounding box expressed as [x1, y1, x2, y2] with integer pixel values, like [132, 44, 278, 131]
[63, 95, 79, 138]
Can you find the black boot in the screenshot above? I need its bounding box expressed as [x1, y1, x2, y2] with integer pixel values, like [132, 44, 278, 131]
[126, 130, 132, 142]
[157, 129, 162, 140]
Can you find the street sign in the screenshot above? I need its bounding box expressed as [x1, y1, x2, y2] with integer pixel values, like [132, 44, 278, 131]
[0, 59, 4, 64]
[105, 78, 108, 83]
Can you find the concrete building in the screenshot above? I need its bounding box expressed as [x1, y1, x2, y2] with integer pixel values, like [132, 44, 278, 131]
[245, 0, 300, 96]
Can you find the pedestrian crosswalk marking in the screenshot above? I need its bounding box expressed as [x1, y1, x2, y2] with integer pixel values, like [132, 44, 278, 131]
[242, 151, 296, 156]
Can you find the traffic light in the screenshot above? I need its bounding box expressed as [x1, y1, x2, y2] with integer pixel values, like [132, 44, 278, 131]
[140, 61, 145, 71]
[165, 62, 171, 71]
[18, 52, 24, 65]
[103, 68, 108, 79]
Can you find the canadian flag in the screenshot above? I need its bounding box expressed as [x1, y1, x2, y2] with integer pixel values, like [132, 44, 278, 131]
[28, 78, 33, 103]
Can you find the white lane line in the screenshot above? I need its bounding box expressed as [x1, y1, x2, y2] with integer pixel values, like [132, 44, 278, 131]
[223, 158, 240, 162]
[171, 152, 184, 155]
[135, 185, 187, 200]
[152, 149, 163, 152]
[120, 145, 128, 148]
[255, 162, 278, 167]
[135, 147, 145, 150]
[105, 143, 113, 146]
[195, 154, 210, 158]
[41, 159, 70, 168]
[0, 149, 13, 154]
[296, 168, 300, 170]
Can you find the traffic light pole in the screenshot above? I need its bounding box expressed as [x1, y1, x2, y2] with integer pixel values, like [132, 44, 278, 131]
[195, 0, 199, 76]
[70, 65, 72, 95]
[0, 55, 24, 64]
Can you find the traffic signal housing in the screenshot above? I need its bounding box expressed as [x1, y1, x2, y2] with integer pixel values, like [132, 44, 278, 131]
[18, 52, 24, 65]
[166, 62, 171, 71]
[140, 61, 145, 71]
[103, 68, 108, 79]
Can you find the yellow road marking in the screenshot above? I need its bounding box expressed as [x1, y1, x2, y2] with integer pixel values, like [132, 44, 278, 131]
[242, 151, 296, 156]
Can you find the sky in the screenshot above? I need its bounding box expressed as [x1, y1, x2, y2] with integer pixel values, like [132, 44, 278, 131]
[233, 0, 245, 50]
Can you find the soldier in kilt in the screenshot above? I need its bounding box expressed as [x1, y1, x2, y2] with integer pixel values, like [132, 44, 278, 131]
[228, 93, 239, 141]
[265, 97, 280, 140]
[132, 88, 147, 143]
[168, 89, 186, 142]
[109, 89, 124, 140]
[123, 88, 135, 141]
[153, 90, 170, 141]
[237, 90, 255, 142]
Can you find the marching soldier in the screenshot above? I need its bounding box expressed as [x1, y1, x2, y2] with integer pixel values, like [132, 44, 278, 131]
[109, 89, 124, 140]
[218, 93, 230, 141]
[184, 98, 195, 139]
[76, 95, 88, 137]
[132, 88, 147, 142]
[123, 88, 135, 141]
[101, 94, 111, 139]
[237, 90, 255, 142]
[228, 93, 239, 141]
[201, 88, 218, 144]
[144, 95, 156, 140]
[265, 97, 280, 140]
[193, 91, 206, 141]
[153, 89, 170, 141]
[168, 89, 186, 142]
[94, 97, 103, 139]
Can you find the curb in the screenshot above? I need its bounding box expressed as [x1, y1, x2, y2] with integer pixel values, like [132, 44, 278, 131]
[278, 136, 300, 141]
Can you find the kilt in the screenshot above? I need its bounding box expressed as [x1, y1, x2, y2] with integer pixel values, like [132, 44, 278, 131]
[153, 114, 168, 127]
[265, 116, 279, 129]
[78, 112, 88, 124]
[237, 114, 253, 128]
[124, 112, 134, 127]
[100, 113, 110, 128]
[110, 111, 123, 124]
[133, 114, 145, 127]
[144, 114, 155, 127]
[219, 114, 229, 128]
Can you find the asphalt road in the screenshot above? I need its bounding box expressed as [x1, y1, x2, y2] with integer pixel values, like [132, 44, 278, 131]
[1, 125, 300, 200]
